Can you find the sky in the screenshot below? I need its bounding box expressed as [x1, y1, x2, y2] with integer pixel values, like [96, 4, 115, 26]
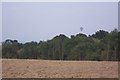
[0, 2, 2, 43]
[2, 2, 118, 43]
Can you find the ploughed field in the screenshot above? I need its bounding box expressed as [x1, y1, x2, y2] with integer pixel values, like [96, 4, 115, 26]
[2, 59, 118, 78]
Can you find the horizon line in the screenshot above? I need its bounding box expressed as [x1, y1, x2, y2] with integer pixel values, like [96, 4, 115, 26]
[2, 29, 119, 43]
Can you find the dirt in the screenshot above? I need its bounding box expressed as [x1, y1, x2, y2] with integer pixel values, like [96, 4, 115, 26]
[2, 59, 118, 78]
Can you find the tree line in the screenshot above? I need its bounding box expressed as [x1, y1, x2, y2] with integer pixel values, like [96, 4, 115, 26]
[2, 29, 120, 61]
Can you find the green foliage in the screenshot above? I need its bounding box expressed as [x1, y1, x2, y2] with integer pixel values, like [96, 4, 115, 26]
[2, 29, 119, 61]
[90, 30, 109, 39]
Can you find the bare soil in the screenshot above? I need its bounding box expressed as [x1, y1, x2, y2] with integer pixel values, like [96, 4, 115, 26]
[2, 59, 118, 78]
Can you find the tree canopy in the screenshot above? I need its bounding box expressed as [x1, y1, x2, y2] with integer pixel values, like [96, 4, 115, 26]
[2, 29, 120, 61]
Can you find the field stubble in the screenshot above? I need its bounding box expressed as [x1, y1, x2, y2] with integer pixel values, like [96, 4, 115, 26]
[2, 59, 118, 78]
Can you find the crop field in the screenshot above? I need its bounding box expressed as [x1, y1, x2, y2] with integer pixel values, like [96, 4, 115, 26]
[2, 59, 119, 78]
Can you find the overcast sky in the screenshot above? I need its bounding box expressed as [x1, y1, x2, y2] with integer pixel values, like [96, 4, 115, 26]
[0, 2, 2, 43]
[2, 2, 118, 43]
